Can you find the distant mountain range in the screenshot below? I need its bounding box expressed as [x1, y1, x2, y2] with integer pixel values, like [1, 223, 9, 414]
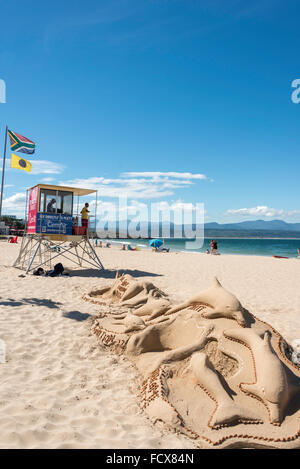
[204, 219, 300, 231]
[97, 219, 300, 239]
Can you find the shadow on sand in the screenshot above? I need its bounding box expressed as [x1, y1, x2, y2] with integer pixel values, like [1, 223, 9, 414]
[0, 297, 62, 309]
[69, 268, 163, 279]
[62, 311, 91, 322]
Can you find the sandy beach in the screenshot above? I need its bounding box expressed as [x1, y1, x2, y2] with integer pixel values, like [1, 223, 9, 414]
[0, 241, 299, 449]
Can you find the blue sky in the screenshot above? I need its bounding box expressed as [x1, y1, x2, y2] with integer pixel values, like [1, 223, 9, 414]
[0, 0, 300, 223]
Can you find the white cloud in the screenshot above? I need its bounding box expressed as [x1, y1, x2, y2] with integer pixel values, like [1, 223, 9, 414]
[226, 206, 300, 218]
[1, 170, 210, 218]
[0, 159, 65, 175]
[2, 192, 26, 217]
[60, 171, 210, 200]
[122, 172, 208, 180]
[41, 177, 56, 183]
[60, 176, 174, 199]
[29, 160, 65, 175]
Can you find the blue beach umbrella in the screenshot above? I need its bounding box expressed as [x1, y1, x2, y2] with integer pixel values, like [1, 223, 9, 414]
[149, 239, 164, 248]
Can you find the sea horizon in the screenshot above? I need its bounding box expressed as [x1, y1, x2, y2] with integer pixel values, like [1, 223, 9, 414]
[99, 237, 300, 259]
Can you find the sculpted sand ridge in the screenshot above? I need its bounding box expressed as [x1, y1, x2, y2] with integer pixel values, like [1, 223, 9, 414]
[84, 273, 300, 449]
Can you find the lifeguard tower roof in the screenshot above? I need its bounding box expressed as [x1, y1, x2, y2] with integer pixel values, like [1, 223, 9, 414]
[27, 183, 96, 197]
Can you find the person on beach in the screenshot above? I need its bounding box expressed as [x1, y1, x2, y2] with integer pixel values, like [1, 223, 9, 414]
[213, 240, 218, 253]
[81, 203, 90, 234]
[154, 246, 170, 253]
[210, 240, 218, 254]
[206, 249, 210, 254]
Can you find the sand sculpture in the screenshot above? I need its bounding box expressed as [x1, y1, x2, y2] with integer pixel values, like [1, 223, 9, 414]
[83, 273, 300, 449]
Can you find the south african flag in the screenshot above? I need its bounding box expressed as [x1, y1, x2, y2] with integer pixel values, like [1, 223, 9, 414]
[8, 129, 36, 154]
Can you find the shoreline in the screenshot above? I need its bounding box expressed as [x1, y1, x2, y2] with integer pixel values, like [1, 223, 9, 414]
[97, 236, 300, 240]
[97, 238, 300, 259]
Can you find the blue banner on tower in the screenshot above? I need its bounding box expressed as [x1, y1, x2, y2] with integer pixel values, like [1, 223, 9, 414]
[36, 213, 72, 235]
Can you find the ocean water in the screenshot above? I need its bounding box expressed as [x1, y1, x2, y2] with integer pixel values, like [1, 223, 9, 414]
[108, 238, 300, 258]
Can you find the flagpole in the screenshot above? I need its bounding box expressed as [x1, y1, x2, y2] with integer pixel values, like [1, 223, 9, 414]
[0, 125, 8, 218]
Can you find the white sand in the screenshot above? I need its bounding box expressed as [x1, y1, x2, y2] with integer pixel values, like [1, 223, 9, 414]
[0, 242, 299, 449]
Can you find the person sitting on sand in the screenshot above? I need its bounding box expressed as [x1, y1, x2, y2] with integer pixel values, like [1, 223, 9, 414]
[154, 246, 170, 253]
[206, 249, 210, 254]
[128, 244, 141, 251]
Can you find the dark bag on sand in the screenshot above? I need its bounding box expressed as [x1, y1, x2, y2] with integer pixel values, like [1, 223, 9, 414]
[33, 267, 45, 276]
[46, 263, 64, 277]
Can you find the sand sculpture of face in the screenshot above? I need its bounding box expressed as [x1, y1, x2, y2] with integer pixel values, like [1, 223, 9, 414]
[84, 275, 300, 449]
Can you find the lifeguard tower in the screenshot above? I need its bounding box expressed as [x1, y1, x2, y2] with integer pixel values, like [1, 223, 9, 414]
[13, 184, 104, 274]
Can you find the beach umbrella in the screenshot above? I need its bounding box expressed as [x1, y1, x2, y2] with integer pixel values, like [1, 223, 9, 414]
[149, 239, 163, 248]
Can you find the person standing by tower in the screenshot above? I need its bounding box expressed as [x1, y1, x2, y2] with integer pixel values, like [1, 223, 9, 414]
[81, 202, 90, 234]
